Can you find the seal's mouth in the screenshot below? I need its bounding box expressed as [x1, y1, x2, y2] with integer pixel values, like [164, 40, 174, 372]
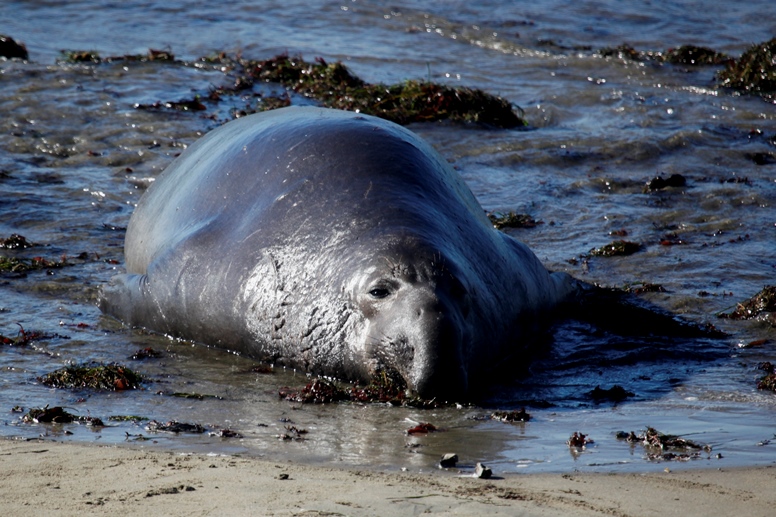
[371, 367, 408, 393]
[367, 340, 469, 402]
[365, 367, 457, 405]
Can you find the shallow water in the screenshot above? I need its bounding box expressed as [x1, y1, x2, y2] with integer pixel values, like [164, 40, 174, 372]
[1, 0, 775, 475]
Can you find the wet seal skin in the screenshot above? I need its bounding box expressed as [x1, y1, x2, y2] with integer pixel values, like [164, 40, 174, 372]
[99, 107, 711, 400]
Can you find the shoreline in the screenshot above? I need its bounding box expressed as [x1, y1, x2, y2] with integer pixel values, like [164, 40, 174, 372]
[2, 438, 774, 516]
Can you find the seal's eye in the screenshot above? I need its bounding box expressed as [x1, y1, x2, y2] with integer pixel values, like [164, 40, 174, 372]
[368, 287, 391, 299]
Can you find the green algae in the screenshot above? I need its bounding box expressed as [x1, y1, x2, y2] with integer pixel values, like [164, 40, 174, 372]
[108, 415, 149, 422]
[203, 53, 526, 127]
[38, 362, 143, 391]
[0, 255, 69, 274]
[488, 211, 540, 230]
[718, 38, 776, 96]
[279, 371, 449, 408]
[599, 44, 727, 65]
[58, 48, 525, 126]
[60, 48, 175, 64]
[663, 45, 728, 65]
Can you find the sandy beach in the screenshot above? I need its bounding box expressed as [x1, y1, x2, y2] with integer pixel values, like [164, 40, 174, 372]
[1, 438, 774, 516]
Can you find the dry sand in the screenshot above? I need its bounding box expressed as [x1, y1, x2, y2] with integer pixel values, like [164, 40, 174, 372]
[1, 438, 774, 516]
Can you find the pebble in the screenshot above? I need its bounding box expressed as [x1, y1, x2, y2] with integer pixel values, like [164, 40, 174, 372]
[475, 462, 492, 479]
[439, 453, 458, 468]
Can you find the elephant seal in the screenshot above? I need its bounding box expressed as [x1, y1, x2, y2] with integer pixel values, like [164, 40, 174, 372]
[100, 106, 578, 399]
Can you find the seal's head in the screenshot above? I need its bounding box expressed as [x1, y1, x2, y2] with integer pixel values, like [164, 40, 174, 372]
[347, 236, 476, 400]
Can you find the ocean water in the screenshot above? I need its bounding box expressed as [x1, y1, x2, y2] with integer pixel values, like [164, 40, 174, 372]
[1, 0, 775, 474]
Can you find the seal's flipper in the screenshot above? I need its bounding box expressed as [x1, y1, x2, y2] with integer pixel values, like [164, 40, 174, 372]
[99, 273, 164, 330]
[570, 284, 726, 339]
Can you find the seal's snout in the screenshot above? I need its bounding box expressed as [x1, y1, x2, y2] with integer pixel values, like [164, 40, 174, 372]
[404, 291, 469, 400]
[410, 316, 469, 400]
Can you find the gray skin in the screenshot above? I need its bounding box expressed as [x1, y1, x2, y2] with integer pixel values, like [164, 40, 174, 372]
[100, 107, 577, 400]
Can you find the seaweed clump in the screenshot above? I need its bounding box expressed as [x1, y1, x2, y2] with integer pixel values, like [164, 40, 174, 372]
[38, 362, 143, 390]
[488, 211, 540, 230]
[491, 408, 531, 422]
[108, 415, 149, 422]
[567, 432, 593, 448]
[599, 44, 644, 61]
[279, 378, 350, 404]
[589, 240, 642, 257]
[718, 38, 776, 97]
[0, 255, 69, 274]
[663, 45, 728, 65]
[129, 347, 163, 360]
[1, 324, 65, 346]
[0, 234, 37, 249]
[719, 285, 776, 320]
[60, 48, 175, 64]
[756, 362, 776, 392]
[146, 420, 205, 434]
[279, 372, 447, 408]
[58, 48, 525, 126]
[622, 282, 666, 294]
[22, 406, 103, 426]
[350, 370, 409, 403]
[617, 426, 711, 461]
[209, 54, 526, 127]
[599, 44, 726, 65]
[598, 39, 776, 98]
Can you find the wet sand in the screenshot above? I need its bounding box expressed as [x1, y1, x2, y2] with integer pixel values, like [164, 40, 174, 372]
[2, 439, 774, 516]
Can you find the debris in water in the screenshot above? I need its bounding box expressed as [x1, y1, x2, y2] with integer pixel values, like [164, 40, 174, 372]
[145, 420, 206, 434]
[616, 426, 712, 462]
[719, 285, 776, 320]
[490, 408, 531, 422]
[406, 422, 437, 435]
[589, 240, 642, 257]
[488, 211, 540, 230]
[567, 432, 593, 449]
[718, 38, 776, 97]
[38, 362, 142, 390]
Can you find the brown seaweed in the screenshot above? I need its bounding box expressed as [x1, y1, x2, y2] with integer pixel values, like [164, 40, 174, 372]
[38, 362, 143, 390]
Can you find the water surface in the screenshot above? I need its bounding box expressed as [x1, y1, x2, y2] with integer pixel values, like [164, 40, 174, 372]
[1, 0, 775, 475]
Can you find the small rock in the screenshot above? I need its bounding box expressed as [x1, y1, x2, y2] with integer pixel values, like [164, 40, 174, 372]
[475, 462, 492, 479]
[277, 473, 289, 480]
[439, 453, 458, 468]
